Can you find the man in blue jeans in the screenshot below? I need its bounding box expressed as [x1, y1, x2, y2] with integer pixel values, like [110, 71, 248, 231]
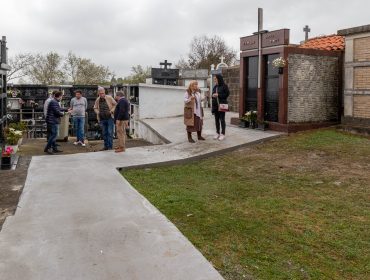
[70, 90, 87, 147]
[44, 91, 64, 155]
[93, 87, 117, 150]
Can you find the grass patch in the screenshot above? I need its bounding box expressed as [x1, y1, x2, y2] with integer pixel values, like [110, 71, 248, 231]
[123, 129, 370, 280]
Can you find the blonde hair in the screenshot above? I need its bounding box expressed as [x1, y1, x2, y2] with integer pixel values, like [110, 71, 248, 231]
[187, 80, 198, 94]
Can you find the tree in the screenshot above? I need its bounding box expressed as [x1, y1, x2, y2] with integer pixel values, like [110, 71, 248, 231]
[7, 53, 34, 82]
[175, 57, 191, 70]
[28, 52, 65, 85]
[185, 35, 237, 69]
[123, 65, 151, 84]
[63, 51, 112, 85]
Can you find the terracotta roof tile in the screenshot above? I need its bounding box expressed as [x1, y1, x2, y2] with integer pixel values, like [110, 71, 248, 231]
[300, 35, 345, 51]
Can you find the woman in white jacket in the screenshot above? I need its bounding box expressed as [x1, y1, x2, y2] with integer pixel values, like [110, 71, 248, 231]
[184, 80, 205, 143]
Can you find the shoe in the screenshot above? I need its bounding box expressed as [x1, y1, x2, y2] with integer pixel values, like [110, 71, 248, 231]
[81, 143, 86, 147]
[53, 149, 63, 153]
[115, 147, 125, 153]
[218, 134, 225, 141]
[213, 134, 220, 140]
[44, 148, 54, 155]
[100, 147, 108, 151]
[73, 141, 79, 145]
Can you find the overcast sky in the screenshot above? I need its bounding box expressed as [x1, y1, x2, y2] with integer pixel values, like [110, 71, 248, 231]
[1, 0, 368, 78]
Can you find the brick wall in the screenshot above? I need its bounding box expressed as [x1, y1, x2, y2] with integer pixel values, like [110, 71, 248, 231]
[353, 95, 370, 118]
[354, 37, 370, 62]
[354, 67, 370, 89]
[288, 54, 339, 123]
[222, 65, 240, 112]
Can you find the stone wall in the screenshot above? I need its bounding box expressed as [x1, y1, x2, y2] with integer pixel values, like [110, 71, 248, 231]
[222, 65, 240, 112]
[288, 54, 339, 123]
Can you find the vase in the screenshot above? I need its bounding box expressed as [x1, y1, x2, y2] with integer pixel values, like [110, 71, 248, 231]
[1, 156, 12, 170]
[239, 121, 248, 128]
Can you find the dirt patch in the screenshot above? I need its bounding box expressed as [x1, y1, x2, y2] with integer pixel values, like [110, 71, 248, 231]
[0, 156, 31, 230]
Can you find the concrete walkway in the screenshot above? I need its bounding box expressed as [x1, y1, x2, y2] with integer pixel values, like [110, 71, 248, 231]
[0, 110, 280, 280]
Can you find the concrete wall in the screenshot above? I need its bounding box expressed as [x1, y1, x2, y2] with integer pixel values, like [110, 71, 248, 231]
[287, 54, 339, 123]
[343, 33, 370, 119]
[221, 65, 240, 112]
[138, 83, 186, 119]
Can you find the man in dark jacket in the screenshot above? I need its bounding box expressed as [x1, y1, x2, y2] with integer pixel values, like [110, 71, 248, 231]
[44, 91, 64, 154]
[114, 90, 130, 153]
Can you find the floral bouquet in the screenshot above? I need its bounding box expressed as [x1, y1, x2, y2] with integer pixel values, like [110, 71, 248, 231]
[1, 146, 14, 157]
[5, 128, 23, 145]
[272, 57, 287, 68]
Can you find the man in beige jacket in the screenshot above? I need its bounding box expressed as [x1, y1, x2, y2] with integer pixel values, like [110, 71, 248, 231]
[94, 87, 117, 150]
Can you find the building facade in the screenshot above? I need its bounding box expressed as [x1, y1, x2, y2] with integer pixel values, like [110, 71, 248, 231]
[338, 24, 370, 134]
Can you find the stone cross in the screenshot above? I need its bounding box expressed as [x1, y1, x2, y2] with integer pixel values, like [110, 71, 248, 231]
[219, 55, 225, 64]
[160, 60, 172, 69]
[303, 25, 311, 41]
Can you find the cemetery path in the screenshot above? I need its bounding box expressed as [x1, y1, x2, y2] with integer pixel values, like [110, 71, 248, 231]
[0, 110, 280, 280]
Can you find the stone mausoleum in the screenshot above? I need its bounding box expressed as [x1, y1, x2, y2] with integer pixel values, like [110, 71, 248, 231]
[338, 24, 370, 135]
[237, 29, 344, 132]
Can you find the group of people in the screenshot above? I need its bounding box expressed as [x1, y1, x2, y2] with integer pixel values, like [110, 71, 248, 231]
[42, 74, 229, 155]
[43, 87, 130, 155]
[184, 74, 229, 142]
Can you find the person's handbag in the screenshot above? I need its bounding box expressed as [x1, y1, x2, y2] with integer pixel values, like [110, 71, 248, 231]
[184, 100, 194, 126]
[218, 97, 229, 112]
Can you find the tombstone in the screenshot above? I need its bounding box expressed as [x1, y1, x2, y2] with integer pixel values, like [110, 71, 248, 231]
[0, 36, 11, 145]
[151, 60, 179, 86]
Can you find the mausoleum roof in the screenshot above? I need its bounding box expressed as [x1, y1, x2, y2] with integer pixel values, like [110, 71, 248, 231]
[299, 35, 345, 51]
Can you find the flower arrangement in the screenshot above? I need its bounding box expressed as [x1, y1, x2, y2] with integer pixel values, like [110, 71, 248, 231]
[272, 57, 287, 68]
[244, 111, 257, 122]
[5, 127, 23, 145]
[1, 146, 14, 157]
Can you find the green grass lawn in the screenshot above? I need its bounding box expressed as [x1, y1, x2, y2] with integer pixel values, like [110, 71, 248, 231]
[123, 129, 370, 280]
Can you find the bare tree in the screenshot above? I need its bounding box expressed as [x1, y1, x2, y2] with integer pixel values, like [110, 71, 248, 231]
[63, 51, 79, 84]
[63, 51, 112, 84]
[123, 65, 151, 84]
[7, 53, 34, 82]
[187, 35, 236, 69]
[28, 52, 65, 85]
[175, 57, 191, 70]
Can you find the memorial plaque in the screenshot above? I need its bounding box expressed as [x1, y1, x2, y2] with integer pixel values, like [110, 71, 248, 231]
[240, 35, 259, 51]
[262, 29, 289, 48]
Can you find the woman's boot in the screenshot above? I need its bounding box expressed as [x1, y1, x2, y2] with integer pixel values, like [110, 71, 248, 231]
[197, 131, 205, 140]
[188, 132, 195, 143]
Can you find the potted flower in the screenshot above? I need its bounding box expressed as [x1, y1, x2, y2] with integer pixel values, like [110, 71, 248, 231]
[249, 111, 257, 128]
[272, 57, 287, 74]
[9, 122, 27, 145]
[239, 112, 250, 128]
[257, 120, 269, 131]
[5, 127, 23, 153]
[1, 146, 14, 170]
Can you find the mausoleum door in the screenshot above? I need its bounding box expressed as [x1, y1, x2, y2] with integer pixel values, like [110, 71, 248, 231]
[264, 54, 279, 122]
[245, 56, 258, 112]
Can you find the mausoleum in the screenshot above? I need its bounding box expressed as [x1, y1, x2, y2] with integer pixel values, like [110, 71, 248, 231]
[338, 24, 370, 135]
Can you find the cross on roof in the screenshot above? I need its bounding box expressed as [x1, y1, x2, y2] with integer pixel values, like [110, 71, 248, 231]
[219, 55, 225, 64]
[160, 60, 172, 69]
[303, 25, 311, 41]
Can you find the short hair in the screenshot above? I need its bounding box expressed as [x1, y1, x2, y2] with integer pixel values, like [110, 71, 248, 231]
[116, 90, 126, 97]
[74, 90, 82, 95]
[53, 90, 62, 98]
[98, 86, 105, 93]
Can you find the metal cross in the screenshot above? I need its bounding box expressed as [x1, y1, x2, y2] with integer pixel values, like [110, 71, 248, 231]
[303, 25, 311, 41]
[219, 55, 225, 64]
[160, 60, 172, 69]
